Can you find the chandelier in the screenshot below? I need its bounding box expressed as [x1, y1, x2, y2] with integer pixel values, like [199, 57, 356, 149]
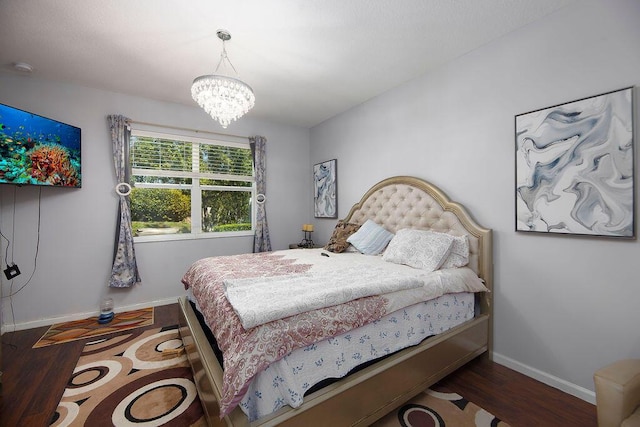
[191, 30, 255, 128]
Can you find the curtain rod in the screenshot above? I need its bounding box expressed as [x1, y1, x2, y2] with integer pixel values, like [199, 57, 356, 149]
[126, 119, 250, 141]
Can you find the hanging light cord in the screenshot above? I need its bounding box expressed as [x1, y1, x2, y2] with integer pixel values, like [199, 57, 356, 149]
[214, 39, 240, 76]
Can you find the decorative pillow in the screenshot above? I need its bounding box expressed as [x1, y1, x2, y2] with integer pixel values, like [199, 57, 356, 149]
[324, 221, 361, 253]
[346, 219, 394, 255]
[441, 234, 470, 269]
[382, 228, 454, 271]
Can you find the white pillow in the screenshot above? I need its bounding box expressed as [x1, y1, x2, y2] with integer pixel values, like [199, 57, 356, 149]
[346, 219, 394, 255]
[382, 229, 454, 271]
[441, 234, 470, 269]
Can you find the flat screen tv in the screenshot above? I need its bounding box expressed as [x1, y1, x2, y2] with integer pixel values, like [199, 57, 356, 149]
[0, 103, 81, 188]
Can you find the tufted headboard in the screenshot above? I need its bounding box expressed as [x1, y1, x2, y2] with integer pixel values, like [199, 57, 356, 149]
[343, 176, 492, 292]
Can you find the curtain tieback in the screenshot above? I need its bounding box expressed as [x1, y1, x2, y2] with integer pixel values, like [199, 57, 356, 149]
[115, 182, 132, 197]
[256, 193, 266, 204]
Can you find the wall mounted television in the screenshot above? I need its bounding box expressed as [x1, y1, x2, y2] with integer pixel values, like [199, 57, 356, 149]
[0, 103, 81, 188]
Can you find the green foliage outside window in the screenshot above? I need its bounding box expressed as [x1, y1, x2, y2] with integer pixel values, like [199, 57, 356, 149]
[130, 188, 190, 222]
[202, 190, 251, 232]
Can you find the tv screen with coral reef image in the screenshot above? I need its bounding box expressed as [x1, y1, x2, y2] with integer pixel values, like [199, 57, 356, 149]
[0, 103, 81, 188]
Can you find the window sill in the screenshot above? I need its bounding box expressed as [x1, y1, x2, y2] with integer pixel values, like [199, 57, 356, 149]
[134, 230, 254, 243]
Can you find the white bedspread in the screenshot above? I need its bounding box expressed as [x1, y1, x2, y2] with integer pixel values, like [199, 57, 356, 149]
[224, 266, 423, 329]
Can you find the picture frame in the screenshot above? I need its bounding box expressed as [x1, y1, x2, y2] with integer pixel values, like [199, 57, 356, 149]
[314, 159, 337, 218]
[515, 87, 634, 238]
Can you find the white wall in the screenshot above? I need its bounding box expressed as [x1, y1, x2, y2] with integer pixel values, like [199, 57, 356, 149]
[310, 0, 640, 401]
[0, 74, 311, 330]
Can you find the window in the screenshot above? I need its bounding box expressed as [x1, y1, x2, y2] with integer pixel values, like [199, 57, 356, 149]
[129, 129, 254, 241]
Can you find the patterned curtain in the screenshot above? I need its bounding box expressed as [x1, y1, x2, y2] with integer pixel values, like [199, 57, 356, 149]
[107, 115, 141, 287]
[250, 136, 272, 252]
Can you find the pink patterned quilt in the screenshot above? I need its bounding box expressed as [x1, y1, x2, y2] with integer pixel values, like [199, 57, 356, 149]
[181, 250, 487, 418]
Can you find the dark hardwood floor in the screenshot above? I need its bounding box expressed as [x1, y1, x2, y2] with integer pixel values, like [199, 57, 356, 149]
[0, 303, 181, 427]
[435, 356, 597, 426]
[1, 303, 597, 426]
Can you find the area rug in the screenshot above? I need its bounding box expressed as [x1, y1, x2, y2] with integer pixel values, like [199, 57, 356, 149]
[33, 307, 154, 348]
[50, 325, 205, 426]
[372, 387, 511, 427]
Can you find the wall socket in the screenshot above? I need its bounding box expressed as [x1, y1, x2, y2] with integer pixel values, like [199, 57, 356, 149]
[3, 264, 21, 280]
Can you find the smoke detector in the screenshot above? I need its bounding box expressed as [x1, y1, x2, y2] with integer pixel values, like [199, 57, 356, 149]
[13, 62, 34, 73]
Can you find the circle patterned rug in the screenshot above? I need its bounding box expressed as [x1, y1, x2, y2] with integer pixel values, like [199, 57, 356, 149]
[50, 325, 205, 426]
[372, 387, 511, 427]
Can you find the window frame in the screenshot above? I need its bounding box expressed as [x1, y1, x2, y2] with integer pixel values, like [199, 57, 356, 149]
[129, 127, 255, 243]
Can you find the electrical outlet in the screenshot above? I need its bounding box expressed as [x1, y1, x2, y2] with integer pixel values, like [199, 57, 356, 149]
[3, 264, 21, 280]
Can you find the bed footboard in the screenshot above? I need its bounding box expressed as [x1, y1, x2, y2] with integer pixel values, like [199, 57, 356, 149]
[179, 297, 246, 427]
[179, 296, 488, 427]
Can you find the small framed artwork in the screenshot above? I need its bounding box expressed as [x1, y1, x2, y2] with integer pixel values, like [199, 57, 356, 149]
[515, 86, 634, 238]
[314, 159, 337, 218]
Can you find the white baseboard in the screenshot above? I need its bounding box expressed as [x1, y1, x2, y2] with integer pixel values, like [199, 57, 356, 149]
[493, 352, 596, 405]
[1, 296, 179, 335]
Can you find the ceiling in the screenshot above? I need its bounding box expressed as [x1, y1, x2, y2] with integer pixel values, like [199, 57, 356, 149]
[0, 0, 574, 128]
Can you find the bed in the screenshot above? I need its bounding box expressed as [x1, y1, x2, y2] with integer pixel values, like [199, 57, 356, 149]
[178, 175, 493, 426]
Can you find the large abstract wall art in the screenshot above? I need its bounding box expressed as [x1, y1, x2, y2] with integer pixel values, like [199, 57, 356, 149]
[515, 87, 634, 238]
[314, 159, 337, 218]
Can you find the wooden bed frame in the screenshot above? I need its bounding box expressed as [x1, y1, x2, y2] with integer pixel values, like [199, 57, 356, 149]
[178, 175, 493, 426]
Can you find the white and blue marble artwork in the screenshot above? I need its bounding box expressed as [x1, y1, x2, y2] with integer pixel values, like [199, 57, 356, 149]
[516, 87, 634, 237]
[314, 159, 337, 218]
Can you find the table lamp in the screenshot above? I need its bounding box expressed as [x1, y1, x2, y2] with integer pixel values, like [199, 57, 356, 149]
[299, 224, 315, 248]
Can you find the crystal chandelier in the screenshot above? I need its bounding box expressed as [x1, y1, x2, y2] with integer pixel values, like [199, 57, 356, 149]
[191, 30, 255, 128]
